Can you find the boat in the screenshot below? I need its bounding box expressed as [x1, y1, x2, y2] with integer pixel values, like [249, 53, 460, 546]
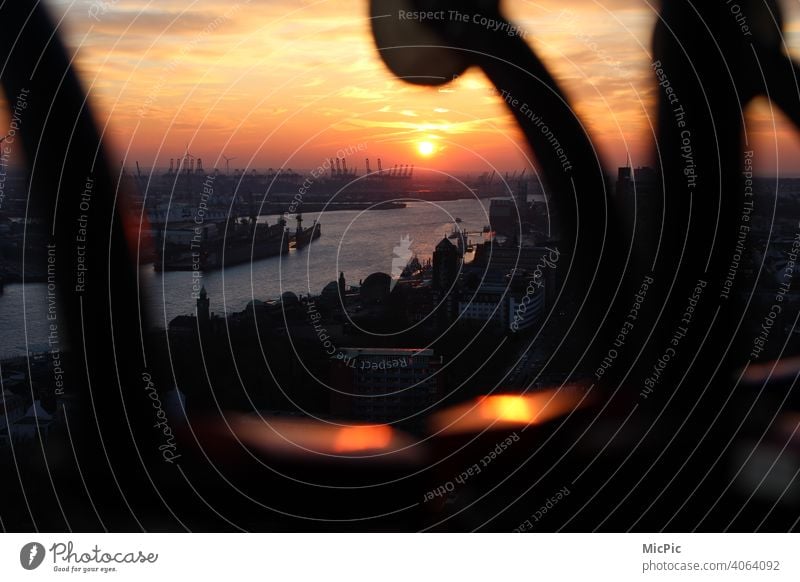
[259, 200, 406, 214]
[371, 201, 407, 210]
[154, 216, 289, 271]
[448, 223, 464, 240]
[292, 214, 321, 249]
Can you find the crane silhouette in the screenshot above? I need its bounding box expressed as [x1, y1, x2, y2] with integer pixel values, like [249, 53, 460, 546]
[222, 155, 236, 175]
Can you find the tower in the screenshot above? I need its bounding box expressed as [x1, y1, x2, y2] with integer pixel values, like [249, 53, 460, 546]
[432, 237, 460, 328]
[432, 237, 459, 291]
[197, 286, 210, 327]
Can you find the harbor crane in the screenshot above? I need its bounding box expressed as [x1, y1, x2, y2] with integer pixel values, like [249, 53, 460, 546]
[222, 155, 236, 175]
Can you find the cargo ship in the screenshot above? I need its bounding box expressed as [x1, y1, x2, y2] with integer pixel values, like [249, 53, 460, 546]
[154, 216, 289, 272]
[258, 200, 407, 214]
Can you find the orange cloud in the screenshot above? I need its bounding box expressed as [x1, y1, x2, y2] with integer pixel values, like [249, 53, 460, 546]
[0, 1, 788, 175]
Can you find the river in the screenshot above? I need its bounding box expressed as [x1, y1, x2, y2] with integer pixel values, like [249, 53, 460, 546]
[0, 198, 497, 359]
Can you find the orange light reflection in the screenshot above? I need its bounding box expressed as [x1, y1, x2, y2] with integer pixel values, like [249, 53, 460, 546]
[332, 425, 393, 453]
[430, 388, 590, 436]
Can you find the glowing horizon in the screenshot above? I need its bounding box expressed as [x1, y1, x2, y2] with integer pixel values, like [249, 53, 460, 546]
[3, 1, 800, 176]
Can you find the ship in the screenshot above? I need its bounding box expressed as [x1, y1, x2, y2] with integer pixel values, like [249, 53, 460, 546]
[258, 200, 407, 215]
[154, 216, 289, 272]
[371, 200, 408, 210]
[292, 214, 321, 249]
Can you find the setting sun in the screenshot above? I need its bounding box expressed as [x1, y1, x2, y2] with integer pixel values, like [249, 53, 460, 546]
[416, 141, 436, 157]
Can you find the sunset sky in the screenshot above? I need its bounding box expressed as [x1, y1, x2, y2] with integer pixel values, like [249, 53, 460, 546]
[21, 1, 800, 176]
